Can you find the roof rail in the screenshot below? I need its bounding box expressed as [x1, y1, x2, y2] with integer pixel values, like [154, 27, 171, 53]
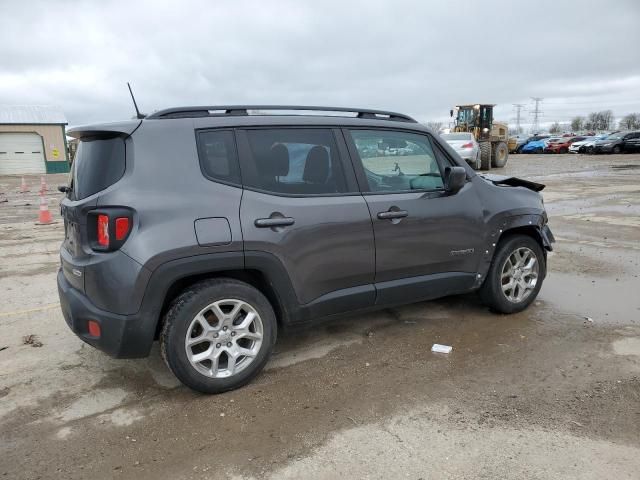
[146, 105, 417, 123]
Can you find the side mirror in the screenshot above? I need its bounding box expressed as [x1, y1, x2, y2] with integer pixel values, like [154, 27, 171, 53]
[58, 185, 70, 193]
[444, 166, 466, 194]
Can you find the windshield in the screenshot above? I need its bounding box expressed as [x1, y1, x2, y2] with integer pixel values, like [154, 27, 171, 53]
[441, 133, 472, 140]
[456, 108, 476, 124]
[606, 133, 622, 140]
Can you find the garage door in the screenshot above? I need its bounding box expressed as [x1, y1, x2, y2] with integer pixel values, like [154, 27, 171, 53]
[0, 133, 46, 174]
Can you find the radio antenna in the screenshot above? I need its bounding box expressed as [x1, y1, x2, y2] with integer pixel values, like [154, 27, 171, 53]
[127, 82, 146, 119]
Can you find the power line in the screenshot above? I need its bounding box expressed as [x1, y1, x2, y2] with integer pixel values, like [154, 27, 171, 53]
[530, 97, 543, 133]
[512, 104, 525, 134]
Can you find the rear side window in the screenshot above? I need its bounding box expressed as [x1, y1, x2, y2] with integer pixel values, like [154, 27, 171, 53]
[196, 130, 241, 185]
[242, 128, 348, 195]
[72, 137, 125, 200]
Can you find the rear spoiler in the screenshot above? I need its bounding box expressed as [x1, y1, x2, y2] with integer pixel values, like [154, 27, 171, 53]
[480, 174, 545, 192]
[67, 120, 142, 140]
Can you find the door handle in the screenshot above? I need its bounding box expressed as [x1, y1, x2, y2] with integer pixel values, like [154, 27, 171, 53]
[254, 217, 295, 228]
[377, 210, 408, 220]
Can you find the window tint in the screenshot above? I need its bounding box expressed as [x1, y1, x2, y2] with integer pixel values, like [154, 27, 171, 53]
[349, 130, 444, 192]
[72, 137, 126, 200]
[197, 130, 240, 185]
[243, 129, 348, 195]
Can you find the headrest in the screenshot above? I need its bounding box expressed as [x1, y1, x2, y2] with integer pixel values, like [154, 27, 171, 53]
[260, 143, 289, 177]
[303, 146, 330, 184]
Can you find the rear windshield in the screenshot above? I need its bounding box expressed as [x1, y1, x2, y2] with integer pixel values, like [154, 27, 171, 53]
[71, 137, 125, 200]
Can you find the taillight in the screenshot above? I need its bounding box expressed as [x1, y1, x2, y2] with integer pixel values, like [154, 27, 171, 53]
[115, 217, 130, 241]
[461, 142, 473, 149]
[89, 208, 133, 251]
[97, 214, 109, 247]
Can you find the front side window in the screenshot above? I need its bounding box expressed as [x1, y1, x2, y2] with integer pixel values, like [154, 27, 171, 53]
[242, 128, 348, 195]
[197, 130, 241, 185]
[349, 130, 444, 193]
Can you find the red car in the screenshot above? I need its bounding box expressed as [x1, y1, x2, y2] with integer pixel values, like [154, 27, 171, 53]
[544, 136, 588, 154]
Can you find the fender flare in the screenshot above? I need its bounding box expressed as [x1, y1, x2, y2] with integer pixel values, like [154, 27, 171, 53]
[474, 213, 554, 288]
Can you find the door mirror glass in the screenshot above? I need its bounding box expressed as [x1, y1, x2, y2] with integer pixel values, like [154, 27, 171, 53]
[444, 166, 466, 194]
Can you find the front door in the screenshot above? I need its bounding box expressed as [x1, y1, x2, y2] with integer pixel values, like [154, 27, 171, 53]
[344, 128, 484, 305]
[237, 127, 375, 318]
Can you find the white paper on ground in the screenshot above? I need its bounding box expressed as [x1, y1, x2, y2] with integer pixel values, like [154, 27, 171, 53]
[431, 344, 453, 354]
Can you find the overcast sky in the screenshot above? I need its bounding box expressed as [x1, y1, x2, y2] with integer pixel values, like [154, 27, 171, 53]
[1, 0, 639, 129]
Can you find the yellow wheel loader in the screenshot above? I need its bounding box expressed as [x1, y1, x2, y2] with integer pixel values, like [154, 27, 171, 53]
[450, 104, 509, 170]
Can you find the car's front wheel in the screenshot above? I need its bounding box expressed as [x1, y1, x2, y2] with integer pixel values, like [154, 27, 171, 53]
[479, 234, 546, 314]
[161, 278, 277, 393]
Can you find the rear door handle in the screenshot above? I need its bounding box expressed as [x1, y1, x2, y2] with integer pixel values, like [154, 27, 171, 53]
[377, 210, 408, 220]
[254, 217, 295, 228]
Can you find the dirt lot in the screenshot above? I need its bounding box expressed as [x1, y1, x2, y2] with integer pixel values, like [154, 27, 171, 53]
[1, 154, 639, 479]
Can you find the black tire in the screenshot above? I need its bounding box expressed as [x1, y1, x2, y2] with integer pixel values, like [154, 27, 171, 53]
[536, 147, 543, 154]
[491, 142, 508, 168]
[560, 147, 568, 154]
[586, 146, 594, 154]
[613, 145, 621, 154]
[161, 278, 277, 394]
[479, 234, 546, 314]
[479, 142, 492, 170]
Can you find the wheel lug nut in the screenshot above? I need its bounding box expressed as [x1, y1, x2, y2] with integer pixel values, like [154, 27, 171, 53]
[223, 326, 228, 331]
[216, 343, 221, 348]
[214, 333, 219, 338]
[227, 342, 232, 347]
[231, 332, 235, 336]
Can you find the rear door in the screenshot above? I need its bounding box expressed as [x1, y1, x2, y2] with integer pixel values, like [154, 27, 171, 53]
[623, 132, 640, 152]
[237, 127, 375, 315]
[344, 128, 484, 305]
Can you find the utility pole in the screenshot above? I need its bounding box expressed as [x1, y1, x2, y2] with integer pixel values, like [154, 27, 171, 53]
[512, 104, 525, 134]
[530, 97, 543, 133]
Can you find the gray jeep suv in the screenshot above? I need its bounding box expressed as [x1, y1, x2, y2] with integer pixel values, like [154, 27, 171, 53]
[58, 105, 554, 393]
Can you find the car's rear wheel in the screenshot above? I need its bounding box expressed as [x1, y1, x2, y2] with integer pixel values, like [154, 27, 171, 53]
[479, 234, 546, 314]
[560, 147, 568, 154]
[613, 145, 621, 154]
[161, 278, 277, 393]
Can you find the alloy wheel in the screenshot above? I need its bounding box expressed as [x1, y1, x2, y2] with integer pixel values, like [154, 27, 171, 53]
[185, 299, 264, 378]
[500, 247, 539, 303]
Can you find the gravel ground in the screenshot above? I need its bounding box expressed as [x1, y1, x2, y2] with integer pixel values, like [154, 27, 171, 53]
[1, 153, 639, 479]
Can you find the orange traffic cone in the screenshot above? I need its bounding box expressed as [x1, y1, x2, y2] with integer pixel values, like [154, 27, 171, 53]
[40, 176, 47, 193]
[20, 176, 29, 193]
[37, 193, 52, 225]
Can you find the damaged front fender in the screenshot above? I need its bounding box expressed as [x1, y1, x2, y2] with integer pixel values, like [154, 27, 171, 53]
[480, 174, 545, 192]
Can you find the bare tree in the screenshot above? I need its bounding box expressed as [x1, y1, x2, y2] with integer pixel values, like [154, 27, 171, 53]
[425, 121, 443, 132]
[599, 110, 614, 131]
[619, 113, 640, 130]
[571, 116, 585, 132]
[549, 122, 561, 134]
[585, 110, 615, 132]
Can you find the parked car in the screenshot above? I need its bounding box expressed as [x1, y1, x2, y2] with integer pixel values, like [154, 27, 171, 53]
[517, 135, 550, 153]
[568, 134, 607, 154]
[59, 105, 554, 393]
[522, 137, 558, 154]
[544, 136, 588, 154]
[594, 131, 640, 154]
[441, 132, 480, 169]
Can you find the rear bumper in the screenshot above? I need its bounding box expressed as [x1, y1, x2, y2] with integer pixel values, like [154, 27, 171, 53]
[58, 269, 154, 358]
